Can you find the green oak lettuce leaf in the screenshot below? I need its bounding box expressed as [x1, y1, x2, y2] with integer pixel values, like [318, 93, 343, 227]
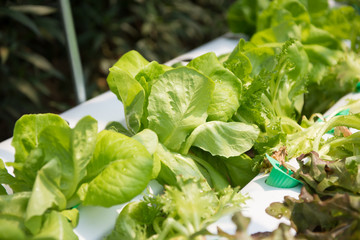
[37, 116, 98, 201]
[154, 143, 213, 191]
[147, 67, 214, 152]
[25, 159, 67, 234]
[108, 66, 145, 134]
[32, 210, 78, 240]
[107, 51, 170, 134]
[181, 121, 260, 158]
[0, 192, 31, 239]
[191, 148, 260, 188]
[132, 129, 161, 179]
[0, 158, 20, 194]
[251, 3, 345, 84]
[311, 5, 360, 52]
[80, 130, 153, 207]
[0, 192, 77, 240]
[10, 114, 69, 190]
[20, 116, 97, 233]
[187, 52, 242, 122]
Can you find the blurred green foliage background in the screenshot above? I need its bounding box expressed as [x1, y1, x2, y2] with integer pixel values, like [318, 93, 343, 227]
[0, 0, 234, 141]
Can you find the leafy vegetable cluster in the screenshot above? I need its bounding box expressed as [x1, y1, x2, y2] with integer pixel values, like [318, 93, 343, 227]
[106, 177, 247, 240]
[0, 114, 154, 238]
[1, 0, 360, 239]
[228, 0, 360, 117]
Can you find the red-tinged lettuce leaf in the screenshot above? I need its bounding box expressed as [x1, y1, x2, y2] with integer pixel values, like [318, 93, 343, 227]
[218, 212, 296, 240]
[296, 151, 360, 196]
[266, 187, 360, 240]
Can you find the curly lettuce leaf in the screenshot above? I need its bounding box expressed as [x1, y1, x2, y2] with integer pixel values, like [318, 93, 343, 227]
[235, 40, 307, 130]
[107, 177, 247, 240]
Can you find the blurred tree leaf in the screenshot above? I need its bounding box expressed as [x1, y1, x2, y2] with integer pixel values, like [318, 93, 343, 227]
[18, 52, 63, 79]
[9, 5, 57, 16]
[0, 7, 40, 35]
[0, 47, 9, 64]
